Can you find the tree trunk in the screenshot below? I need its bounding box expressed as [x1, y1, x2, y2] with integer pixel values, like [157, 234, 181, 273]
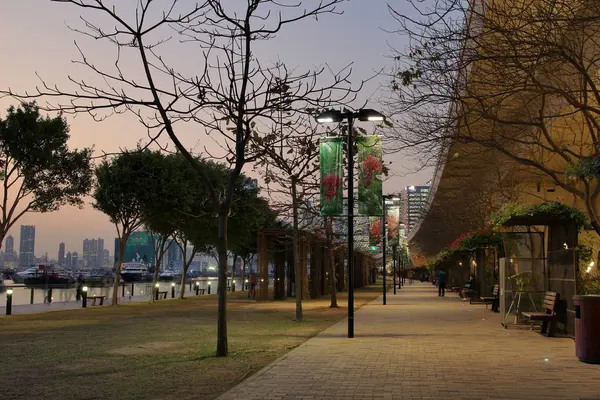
[178, 242, 189, 299]
[216, 209, 229, 357]
[112, 234, 128, 306]
[151, 238, 167, 302]
[291, 176, 303, 321]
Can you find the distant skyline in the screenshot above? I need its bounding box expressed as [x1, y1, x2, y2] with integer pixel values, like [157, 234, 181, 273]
[0, 1, 432, 255]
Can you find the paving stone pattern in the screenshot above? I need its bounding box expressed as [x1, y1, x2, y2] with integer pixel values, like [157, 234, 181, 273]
[218, 283, 600, 400]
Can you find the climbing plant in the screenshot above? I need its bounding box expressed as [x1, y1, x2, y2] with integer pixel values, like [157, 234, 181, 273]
[490, 202, 590, 232]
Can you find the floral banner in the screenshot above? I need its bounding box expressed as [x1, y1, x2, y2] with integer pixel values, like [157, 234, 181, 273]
[369, 216, 381, 247]
[358, 136, 383, 216]
[387, 205, 400, 246]
[320, 137, 344, 216]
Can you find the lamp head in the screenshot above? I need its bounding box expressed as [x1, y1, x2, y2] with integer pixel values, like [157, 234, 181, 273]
[155, 283, 160, 288]
[171, 282, 175, 287]
[82, 286, 88, 292]
[7, 289, 13, 295]
[315, 109, 342, 124]
[357, 109, 385, 122]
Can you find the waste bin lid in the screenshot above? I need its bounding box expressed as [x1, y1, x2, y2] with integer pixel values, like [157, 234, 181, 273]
[573, 295, 600, 300]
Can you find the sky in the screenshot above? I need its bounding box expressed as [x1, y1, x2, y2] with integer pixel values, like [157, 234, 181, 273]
[0, 0, 432, 258]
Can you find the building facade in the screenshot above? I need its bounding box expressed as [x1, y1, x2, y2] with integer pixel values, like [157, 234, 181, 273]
[83, 238, 105, 269]
[5, 235, 14, 262]
[402, 184, 431, 234]
[58, 242, 65, 266]
[19, 225, 36, 268]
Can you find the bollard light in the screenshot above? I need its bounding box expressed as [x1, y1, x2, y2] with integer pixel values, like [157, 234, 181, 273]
[6, 289, 14, 316]
[154, 283, 160, 301]
[171, 282, 176, 298]
[207, 281, 211, 294]
[195, 281, 200, 295]
[82, 286, 88, 308]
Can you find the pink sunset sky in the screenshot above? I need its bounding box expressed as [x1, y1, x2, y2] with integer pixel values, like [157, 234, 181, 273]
[0, 0, 432, 258]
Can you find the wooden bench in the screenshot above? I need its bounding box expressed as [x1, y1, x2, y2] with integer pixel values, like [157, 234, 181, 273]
[522, 291, 560, 337]
[157, 291, 168, 299]
[480, 284, 500, 312]
[91, 295, 106, 306]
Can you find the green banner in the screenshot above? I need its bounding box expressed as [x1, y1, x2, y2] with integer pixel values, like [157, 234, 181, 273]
[358, 136, 383, 216]
[387, 205, 400, 246]
[320, 137, 344, 216]
[369, 216, 381, 248]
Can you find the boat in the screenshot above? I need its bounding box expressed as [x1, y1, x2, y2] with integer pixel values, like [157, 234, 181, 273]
[11, 266, 42, 284]
[23, 266, 73, 287]
[120, 263, 152, 282]
[79, 269, 114, 286]
[159, 269, 181, 282]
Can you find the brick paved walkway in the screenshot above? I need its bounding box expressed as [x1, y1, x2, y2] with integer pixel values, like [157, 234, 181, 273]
[218, 283, 600, 400]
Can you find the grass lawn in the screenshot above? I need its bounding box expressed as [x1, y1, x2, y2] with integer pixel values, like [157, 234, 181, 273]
[0, 286, 382, 400]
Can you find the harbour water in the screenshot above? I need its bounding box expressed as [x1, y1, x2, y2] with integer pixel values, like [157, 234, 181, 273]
[0, 277, 257, 308]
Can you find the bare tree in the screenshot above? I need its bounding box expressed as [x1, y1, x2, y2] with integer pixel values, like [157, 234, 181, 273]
[3, 0, 358, 357]
[387, 0, 600, 236]
[254, 98, 322, 320]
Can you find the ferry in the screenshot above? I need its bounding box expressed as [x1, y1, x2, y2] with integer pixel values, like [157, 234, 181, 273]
[120, 262, 153, 282]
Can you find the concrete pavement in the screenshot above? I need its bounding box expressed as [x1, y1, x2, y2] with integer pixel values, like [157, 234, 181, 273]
[218, 283, 600, 400]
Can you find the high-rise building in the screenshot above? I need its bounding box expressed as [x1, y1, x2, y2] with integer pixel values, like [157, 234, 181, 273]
[19, 225, 36, 268]
[83, 239, 96, 268]
[83, 238, 104, 268]
[66, 251, 73, 269]
[58, 242, 66, 266]
[401, 184, 431, 233]
[96, 238, 104, 269]
[113, 232, 154, 266]
[72, 251, 79, 269]
[167, 241, 182, 266]
[103, 249, 110, 267]
[5, 235, 14, 262]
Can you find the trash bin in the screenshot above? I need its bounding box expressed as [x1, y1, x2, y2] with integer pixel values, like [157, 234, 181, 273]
[573, 295, 600, 364]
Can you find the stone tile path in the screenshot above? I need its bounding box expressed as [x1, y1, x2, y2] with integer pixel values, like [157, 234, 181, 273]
[218, 283, 600, 400]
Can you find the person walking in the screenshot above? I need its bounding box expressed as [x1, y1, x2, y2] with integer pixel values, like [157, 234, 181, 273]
[437, 269, 447, 297]
[75, 274, 84, 302]
[248, 271, 256, 299]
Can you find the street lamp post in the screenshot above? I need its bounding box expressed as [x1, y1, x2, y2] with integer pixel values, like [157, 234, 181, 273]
[393, 245, 397, 295]
[316, 108, 385, 339]
[382, 201, 387, 305]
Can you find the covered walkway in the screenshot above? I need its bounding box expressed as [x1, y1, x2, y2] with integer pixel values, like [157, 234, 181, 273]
[219, 283, 600, 400]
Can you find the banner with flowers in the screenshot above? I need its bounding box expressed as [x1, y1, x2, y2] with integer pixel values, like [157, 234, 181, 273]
[319, 137, 344, 216]
[387, 205, 400, 246]
[358, 136, 383, 216]
[369, 216, 381, 247]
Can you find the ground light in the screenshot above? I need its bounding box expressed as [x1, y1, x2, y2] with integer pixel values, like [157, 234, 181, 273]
[82, 286, 88, 308]
[315, 108, 386, 338]
[6, 289, 13, 315]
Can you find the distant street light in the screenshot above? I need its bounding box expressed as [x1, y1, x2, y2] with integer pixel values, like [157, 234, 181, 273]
[316, 108, 386, 338]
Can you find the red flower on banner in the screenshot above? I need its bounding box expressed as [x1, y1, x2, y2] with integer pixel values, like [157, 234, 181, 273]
[361, 154, 382, 187]
[370, 219, 381, 240]
[388, 216, 399, 239]
[322, 174, 342, 201]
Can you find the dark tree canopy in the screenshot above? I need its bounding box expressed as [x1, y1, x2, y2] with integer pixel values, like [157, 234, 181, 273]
[0, 102, 92, 247]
